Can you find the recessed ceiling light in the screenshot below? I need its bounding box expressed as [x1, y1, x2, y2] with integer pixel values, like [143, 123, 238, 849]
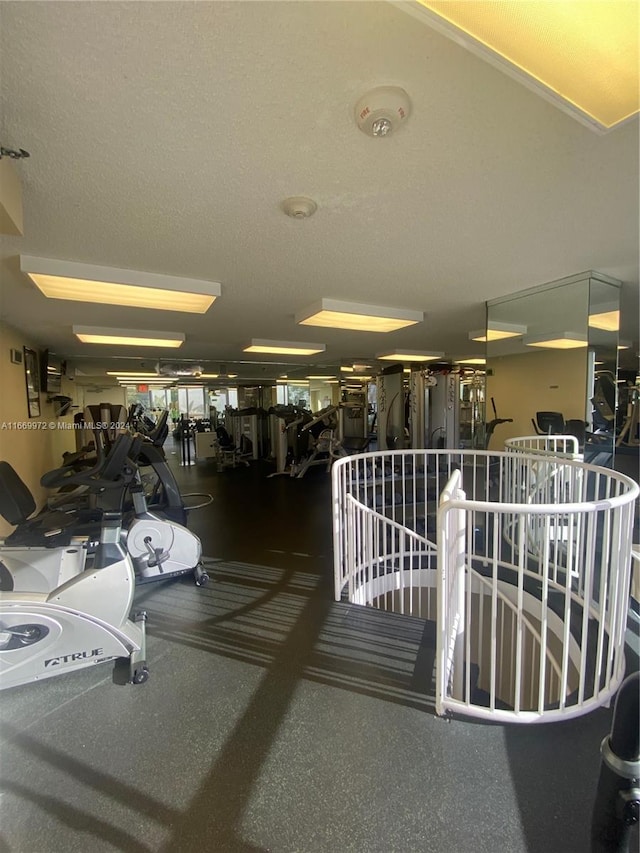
[377, 349, 444, 362]
[21, 256, 221, 313]
[457, 358, 486, 365]
[106, 371, 158, 377]
[73, 326, 185, 348]
[306, 375, 337, 380]
[243, 339, 326, 356]
[588, 309, 620, 332]
[114, 375, 165, 381]
[118, 380, 174, 386]
[469, 322, 527, 342]
[524, 332, 588, 349]
[116, 376, 175, 383]
[296, 299, 423, 332]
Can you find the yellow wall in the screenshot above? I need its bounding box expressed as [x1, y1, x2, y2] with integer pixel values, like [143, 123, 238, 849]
[486, 348, 588, 449]
[0, 321, 78, 535]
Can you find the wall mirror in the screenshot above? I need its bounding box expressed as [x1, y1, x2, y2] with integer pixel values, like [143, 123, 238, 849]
[485, 271, 620, 462]
[23, 346, 41, 418]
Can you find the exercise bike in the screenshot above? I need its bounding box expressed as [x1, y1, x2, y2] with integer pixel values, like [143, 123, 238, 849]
[0, 510, 149, 691]
[0, 433, 210, 590]
[124, 468, 209, 586]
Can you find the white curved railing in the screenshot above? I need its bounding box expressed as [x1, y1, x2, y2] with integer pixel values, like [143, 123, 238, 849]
[504, 434, 582, 460]
[332, 448, 638, 723]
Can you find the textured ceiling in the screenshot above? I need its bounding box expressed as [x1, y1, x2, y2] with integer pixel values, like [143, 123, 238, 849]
[0, 0, 638, 383]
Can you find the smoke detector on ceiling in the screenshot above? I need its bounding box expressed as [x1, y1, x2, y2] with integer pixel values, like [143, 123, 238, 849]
[281, 197, 317, 219]
[355, 86, 412, 137]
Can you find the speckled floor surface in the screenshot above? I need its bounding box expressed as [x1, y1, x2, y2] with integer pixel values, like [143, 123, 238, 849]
[1, 451, 637, 852]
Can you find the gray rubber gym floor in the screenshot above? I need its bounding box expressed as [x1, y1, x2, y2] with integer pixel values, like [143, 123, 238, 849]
[1, 452, 638, 853]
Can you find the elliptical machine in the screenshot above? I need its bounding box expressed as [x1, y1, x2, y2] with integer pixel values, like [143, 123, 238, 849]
[483, 397, 513, 448]
[292, 405, 348, 478]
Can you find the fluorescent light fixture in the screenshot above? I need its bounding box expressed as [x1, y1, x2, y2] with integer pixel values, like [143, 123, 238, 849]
[306, 375, 336, 380]
[106, 371, 159, 377]
[296, 299, 423, 332]
[524, 332, 588, 350]
[73, 326, 185, 348]
[21, 256, 221, 313]
[199, 373, 220, 379]
[457, 358, 486, 365]
[377, 349, 443, 362]
[408, 1, 639, 132]
[116, 377, 170, 381]
[340, 366, 354, 373]
[348, 375, 373, 381]
[114, 376, 164, 382]
[469, 322, 527, 342]
[119, 380, 173, 385]
[243, 339, 326, 356]
[588, 309, 620, 332]
[618, 341, 631, 350]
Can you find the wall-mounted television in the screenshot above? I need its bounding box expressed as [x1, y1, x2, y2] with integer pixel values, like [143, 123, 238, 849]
[39, 349, 65, 394]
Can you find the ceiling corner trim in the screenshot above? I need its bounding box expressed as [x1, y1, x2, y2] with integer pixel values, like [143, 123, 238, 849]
[395, 0, 639, 134]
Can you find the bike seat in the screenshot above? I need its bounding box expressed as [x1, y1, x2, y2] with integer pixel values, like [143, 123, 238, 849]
[0, 461, 37, 525]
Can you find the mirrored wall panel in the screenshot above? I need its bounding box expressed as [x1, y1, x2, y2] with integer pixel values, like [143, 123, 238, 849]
[485, 271, 620, 463]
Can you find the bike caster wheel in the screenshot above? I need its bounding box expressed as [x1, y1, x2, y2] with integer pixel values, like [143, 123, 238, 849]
[194, 566, 209, 586]
[131, 666, 150, 685]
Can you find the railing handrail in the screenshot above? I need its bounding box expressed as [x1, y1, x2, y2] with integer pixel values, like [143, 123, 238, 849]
[439, 467, 463, 505]
[470, 570, 564, 687]
[343, 492, 434, 547]
[333, 445, 636, 723]
[505, 434, 581, 459]
[332, 448, 638, 514]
